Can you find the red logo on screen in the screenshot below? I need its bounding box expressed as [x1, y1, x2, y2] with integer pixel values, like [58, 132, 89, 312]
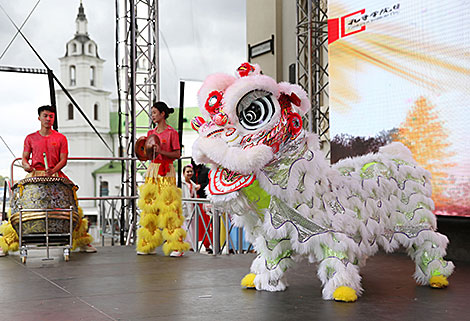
[328, 3, 400, 44]
[341, 9, 366, 38]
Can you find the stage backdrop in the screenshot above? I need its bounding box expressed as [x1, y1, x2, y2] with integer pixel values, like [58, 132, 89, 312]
[328, 1, 470, 217]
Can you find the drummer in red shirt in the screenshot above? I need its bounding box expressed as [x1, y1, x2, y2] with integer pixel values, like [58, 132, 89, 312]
[22, 105, 68, 177]
[0, 105, 96, 256]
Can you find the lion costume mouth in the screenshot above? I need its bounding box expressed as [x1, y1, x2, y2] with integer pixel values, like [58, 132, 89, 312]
[208, 167, 256, 195]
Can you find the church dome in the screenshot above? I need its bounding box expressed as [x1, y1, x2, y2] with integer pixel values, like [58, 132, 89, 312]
[64, 2, 100, 58]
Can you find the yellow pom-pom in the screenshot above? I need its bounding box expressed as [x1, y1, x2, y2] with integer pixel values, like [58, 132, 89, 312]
[0, 221, 14, 235]
[241, 273, 256, 289]
[162, 227, 186, 242]
[9, 240, 19, 252]
[139, 212, 159, 230]
[0, 237, 9, 253]
[430, 275, 449, 288]
[0, 221, 19, 252]
[333, 286, 357, 302]
[136, 227, 163, 253]
[72, 218, 93, 250]
[162, 240, 190, 255]
[72, 218, 85, 247]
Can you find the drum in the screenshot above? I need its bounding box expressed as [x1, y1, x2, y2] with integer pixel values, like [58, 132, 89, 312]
[10, 176, 80, 235]
[145, 134, 160, 160]
[135, 136, 149, 161]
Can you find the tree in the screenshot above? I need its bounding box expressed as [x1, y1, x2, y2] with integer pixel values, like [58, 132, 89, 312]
[331, 129, 397, 164]
[392, 96, 455, 205]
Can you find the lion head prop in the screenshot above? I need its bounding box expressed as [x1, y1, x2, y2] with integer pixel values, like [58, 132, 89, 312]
[192, 62, 310, 197]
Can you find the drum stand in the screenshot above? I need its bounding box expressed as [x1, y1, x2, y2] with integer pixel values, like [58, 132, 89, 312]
[18, 206, 74, 264]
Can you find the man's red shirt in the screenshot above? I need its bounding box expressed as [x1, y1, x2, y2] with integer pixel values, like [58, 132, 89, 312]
[23, 130, 68, 171]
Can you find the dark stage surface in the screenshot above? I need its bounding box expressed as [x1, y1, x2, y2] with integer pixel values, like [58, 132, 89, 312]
[0, 246, 468, 321]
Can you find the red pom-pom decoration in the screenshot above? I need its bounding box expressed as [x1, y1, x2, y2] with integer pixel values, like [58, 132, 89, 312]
[237, 62, 255, 77]
[191, 116, 206, 132]
[213, 112, 229, 126]
[205, 91, 223, 115]
[287, 113, 303, 136]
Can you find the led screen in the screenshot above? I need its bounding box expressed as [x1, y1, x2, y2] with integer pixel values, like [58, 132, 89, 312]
[328, 1, 470, 217]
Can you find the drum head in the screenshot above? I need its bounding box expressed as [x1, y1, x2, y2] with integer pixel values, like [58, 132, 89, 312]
[12, 176, 77, 190]
[145, 134, 161, 160]
[135, 136, 148, 161]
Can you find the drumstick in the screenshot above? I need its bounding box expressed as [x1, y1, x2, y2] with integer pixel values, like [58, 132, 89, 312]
[43, 152, 48, 170]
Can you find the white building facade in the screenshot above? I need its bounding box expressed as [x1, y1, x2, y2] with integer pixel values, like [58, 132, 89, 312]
[55, 3, 120, 223]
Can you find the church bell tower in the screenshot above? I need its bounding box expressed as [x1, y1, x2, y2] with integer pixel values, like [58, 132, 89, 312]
[55, 1, 113, 212]
[56, 1, 111, 135]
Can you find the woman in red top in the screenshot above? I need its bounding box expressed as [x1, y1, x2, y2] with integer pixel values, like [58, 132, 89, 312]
[136, 102, 189, 256]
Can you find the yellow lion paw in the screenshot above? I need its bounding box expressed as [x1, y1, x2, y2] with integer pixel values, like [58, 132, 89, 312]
[333, 286, 357, 302]
[430, 275, 449, 288]
[241, 273, 256, 289]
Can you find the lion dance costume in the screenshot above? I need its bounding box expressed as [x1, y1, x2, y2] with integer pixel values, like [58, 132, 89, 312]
[191, 63, 454, 302]
[136, 127, 190, 255]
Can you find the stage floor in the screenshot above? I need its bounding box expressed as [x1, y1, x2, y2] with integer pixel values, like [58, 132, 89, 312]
[0, 246, 468, 321]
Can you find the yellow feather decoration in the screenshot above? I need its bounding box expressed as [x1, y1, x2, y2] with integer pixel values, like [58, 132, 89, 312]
[241, 273, 256, 288]
[333, 286, 358, 302]
[430, 275, 449, 288]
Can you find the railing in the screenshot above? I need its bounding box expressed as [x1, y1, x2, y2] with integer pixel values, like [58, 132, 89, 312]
[8, 157, 252, 255]
[9, 156, 139, 245]
[97, 196, 252, 255]
[181, 198, 252, 255]
[78, 196, 138, 246]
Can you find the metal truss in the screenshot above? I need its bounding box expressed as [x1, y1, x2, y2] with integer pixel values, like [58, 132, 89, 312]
[296, 0, 330, 157]
[0, 66, 47, 74]
[116, 0, 159, 245]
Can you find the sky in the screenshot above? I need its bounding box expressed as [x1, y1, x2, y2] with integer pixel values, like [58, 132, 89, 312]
[0, 0, 246, 178]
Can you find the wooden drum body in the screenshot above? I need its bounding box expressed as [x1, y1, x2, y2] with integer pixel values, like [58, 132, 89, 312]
[10, 177, 80, 235]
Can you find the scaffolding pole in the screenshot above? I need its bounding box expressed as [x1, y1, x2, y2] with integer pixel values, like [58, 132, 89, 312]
[116, 0, 159, 245]
[296, 0, 330, 158]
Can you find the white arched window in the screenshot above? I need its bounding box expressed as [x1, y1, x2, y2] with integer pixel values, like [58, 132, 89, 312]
[72, 43, 77, 53]
[94, 104, 99, 121]
[70, 65, 76, 86]
[88, 43, 94, 55]
[68, 104, 74, 120]
[90, 66, 95, 86]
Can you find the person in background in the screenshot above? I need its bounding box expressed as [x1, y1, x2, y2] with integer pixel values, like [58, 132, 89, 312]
[181, 164, 200, 250]
[191, 162, 213, 254]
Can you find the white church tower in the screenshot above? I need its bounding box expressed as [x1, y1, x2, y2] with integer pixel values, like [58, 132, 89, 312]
[56, 2, 113, 218]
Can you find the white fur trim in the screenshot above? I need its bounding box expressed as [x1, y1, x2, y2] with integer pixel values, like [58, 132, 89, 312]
[379, 142, 417, 165]
[197, 73, 237, 119]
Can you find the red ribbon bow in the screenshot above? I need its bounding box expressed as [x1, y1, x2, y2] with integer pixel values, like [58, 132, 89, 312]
[157, 160, 172, 176]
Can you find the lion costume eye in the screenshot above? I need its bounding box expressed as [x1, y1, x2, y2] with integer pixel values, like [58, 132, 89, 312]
[236, 90, 275, 130]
